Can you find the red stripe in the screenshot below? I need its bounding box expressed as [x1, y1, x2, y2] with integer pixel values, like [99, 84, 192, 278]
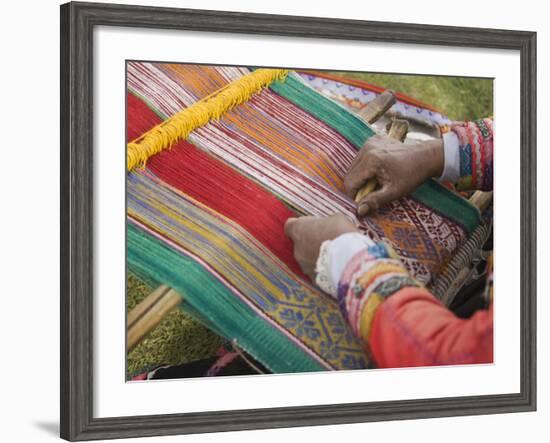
[127, 91, 161, 141]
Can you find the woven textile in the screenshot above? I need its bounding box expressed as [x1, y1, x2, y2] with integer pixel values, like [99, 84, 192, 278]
[127, 62, 482, 372]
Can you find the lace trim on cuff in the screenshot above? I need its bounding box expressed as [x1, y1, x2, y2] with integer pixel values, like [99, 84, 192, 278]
[315, 239, 337, 297]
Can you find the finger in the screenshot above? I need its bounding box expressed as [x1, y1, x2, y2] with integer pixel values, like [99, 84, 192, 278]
[362, 135, 384, 152]
[285, 216, 318, 238]
[328, 213, 359, 229]
[357, 185, 400, 217]
[344, 161, 377, 199]
[284, 217, 299, 238]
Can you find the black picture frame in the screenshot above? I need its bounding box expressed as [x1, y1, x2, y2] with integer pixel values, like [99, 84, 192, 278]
[60, 1, 537, 440]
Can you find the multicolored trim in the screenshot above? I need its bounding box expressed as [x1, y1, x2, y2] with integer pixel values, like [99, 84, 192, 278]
[452, 118, 493, 191]
[296, 70, 452, 127]
[336, 243, 422, 341]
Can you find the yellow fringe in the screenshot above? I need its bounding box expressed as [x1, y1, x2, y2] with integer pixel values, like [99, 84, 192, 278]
[127, 68, 289, 171]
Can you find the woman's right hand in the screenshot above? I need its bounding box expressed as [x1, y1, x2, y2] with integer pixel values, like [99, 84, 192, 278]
[344, 134, 445, 216]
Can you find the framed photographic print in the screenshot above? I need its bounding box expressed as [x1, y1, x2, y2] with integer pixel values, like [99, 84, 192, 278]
[60, 1, 536, 440]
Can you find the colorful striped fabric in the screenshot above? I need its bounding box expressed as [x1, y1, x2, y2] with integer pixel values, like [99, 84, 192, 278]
[126, 62, 482, 372]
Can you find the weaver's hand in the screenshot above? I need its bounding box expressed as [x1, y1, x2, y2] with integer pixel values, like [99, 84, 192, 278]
[344, 134, 445, 216]
[284, 214, 359, 281]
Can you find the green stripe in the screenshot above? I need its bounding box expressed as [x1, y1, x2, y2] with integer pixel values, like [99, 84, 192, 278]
[127, 222, 327, 373]
[271, 72, 480, 232]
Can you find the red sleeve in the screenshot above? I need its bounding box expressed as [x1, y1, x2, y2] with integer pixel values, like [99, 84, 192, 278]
[369, 287, 493, 368]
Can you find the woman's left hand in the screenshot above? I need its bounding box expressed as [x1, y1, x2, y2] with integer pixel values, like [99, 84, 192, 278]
[284, 214, 359, 280]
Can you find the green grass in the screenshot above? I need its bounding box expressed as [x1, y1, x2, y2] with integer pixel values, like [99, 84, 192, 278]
[327, 71, 493, 121]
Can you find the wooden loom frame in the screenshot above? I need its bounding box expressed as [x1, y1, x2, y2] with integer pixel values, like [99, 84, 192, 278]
[60, 2, 537, 440]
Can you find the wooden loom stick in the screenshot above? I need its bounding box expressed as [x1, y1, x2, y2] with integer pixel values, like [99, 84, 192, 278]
[469, 191, 493, 213]
[358, 89, 396, 124]
[354, 118, 410, 204]
[128, 284, 170, 329]
[127, 286, 182, 352]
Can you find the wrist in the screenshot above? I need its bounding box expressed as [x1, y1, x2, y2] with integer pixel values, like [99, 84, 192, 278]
[409, 139, 444, 183]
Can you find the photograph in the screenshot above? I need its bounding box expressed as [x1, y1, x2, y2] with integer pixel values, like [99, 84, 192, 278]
[126, 62, 495, 380]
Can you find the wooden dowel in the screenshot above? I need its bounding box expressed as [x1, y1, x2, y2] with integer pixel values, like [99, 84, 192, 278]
[354, 118, 409, 204]
[358, 89, 396, 124]
[127, 284, 171, 329]
[469, 191, 493, 212]
[127, 287, 183, 352]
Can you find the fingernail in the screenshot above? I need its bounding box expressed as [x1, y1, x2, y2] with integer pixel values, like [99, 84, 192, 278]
[358, 203, 369, 217]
